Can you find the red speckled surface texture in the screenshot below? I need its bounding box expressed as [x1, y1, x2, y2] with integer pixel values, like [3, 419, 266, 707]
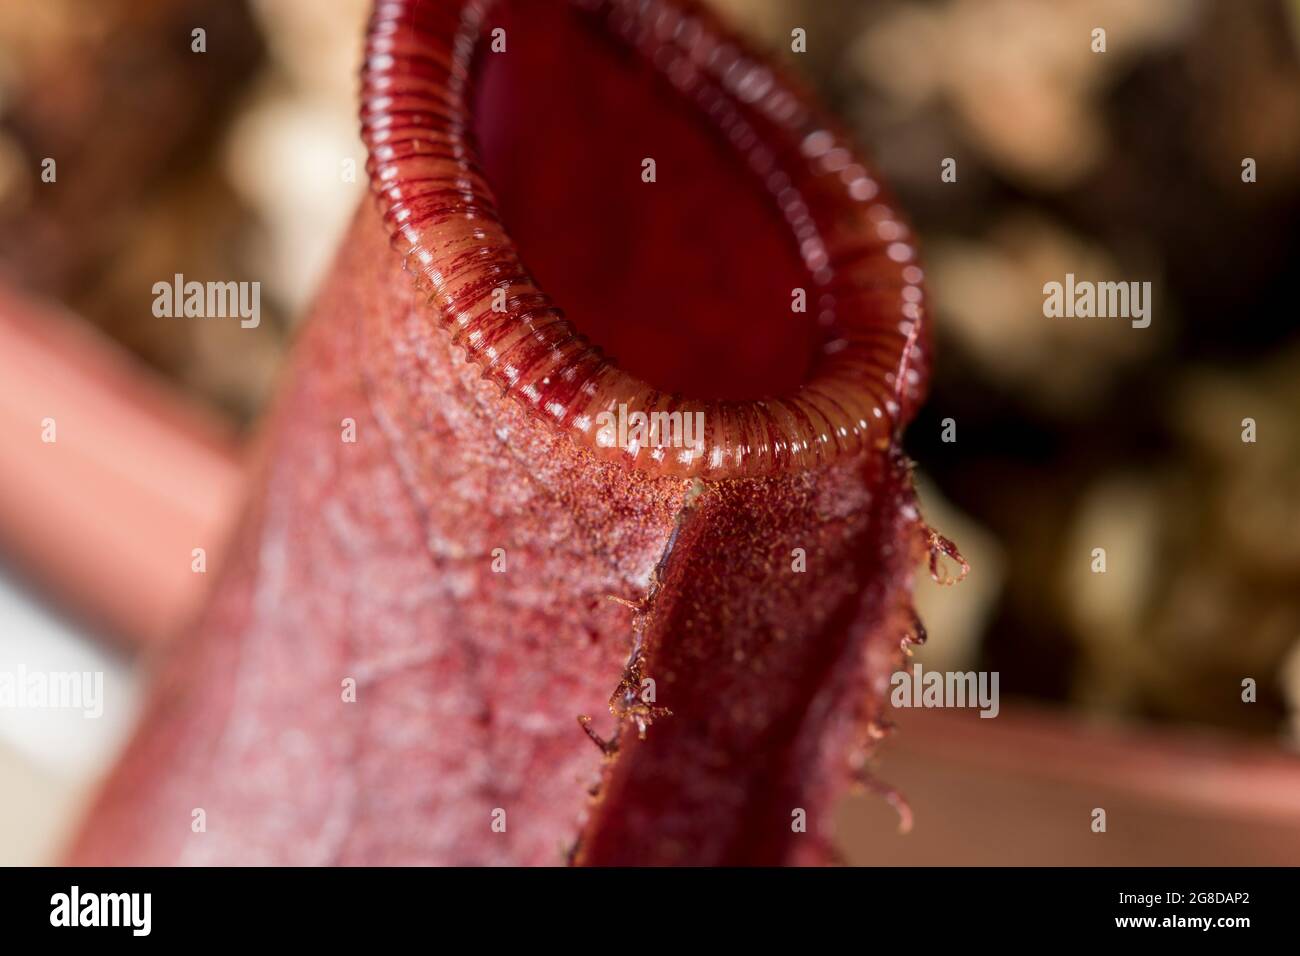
[69, 207, 925, 864]
[70, 210, 689, 864]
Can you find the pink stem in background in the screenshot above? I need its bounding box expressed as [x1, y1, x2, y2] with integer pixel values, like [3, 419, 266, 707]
[0, 278, 243, 650]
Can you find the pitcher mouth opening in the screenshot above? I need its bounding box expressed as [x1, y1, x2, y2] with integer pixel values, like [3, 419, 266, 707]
[361, 0, 928, 479]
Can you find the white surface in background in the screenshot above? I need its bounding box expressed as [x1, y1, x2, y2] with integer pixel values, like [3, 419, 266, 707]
[0, 567, 141, 778]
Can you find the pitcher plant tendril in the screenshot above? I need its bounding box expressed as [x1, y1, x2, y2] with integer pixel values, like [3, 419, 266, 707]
[67, 0, 954, 867]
